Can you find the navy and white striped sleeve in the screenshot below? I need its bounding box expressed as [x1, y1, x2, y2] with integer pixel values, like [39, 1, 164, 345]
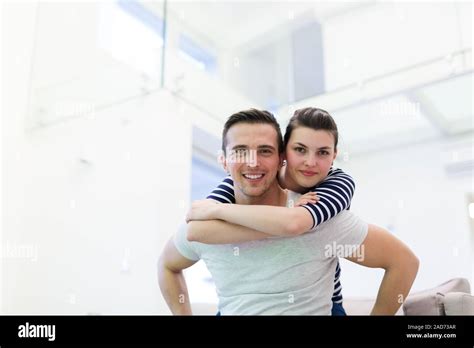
[301, 168, 356, 229]
[206, 177, 236, 204]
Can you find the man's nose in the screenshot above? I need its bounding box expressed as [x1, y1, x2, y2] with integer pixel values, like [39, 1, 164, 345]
[245, 150, 258, 167]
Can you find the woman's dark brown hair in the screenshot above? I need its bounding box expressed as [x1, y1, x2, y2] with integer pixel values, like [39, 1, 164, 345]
[283, 107, 338, 150]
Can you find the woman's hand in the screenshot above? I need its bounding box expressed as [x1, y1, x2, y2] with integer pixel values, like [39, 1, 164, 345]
[294, 192, 319, 207]
[186, 199, 219, 223]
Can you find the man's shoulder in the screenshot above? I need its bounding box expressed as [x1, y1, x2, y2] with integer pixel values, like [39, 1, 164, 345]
[312, 210, 357, 231]
[312, 210, 368, 246]
[173, 223, 201, 261]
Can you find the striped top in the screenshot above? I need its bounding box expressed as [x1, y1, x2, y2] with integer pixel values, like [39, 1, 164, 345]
[207, 168, 355, 305]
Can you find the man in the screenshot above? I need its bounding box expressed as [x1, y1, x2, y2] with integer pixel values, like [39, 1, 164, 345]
[158, 109, 419, 315]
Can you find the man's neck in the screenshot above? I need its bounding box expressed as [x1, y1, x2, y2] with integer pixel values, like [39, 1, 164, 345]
[235, 183, 286, 207]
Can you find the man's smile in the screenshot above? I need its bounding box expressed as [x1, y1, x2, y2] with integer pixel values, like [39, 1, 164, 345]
[242, 173, 265, 182]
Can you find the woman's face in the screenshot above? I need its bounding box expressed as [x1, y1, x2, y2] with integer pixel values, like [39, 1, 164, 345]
[284, 126, 337, 189]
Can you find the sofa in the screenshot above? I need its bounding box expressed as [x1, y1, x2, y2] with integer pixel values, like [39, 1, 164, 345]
[402, 278, 474, 315]
[344, 278, 474, 315]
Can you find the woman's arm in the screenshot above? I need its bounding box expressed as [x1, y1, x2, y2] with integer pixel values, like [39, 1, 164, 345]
[189, 177, 273, 244]
[302, 168, 355, 229]
[201, 177, 310, 235]
[209, 204, 313, 236]
[190, 168, 356, 236]
[206, 176, 235, 203]
[187, 220, 273, 244]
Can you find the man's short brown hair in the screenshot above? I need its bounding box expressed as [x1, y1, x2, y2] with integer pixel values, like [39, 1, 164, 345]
[222, 109, 284, 154]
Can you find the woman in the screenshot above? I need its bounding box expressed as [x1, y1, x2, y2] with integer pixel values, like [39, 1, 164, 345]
[187, 107, 353, 315]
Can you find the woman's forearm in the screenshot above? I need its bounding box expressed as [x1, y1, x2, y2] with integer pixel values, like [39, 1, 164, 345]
[214, 204, 313, 236]
[187, 220, 273, 244]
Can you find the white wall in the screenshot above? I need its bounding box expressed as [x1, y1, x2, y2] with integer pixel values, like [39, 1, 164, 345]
[338, 135, 473, 298]
[4, 79, 196, 314]
[1, 1, 224, 314]
[2, 1, 39, 314]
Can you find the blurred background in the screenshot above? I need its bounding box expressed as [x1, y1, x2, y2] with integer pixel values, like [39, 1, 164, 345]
[1, 0, 473, 314]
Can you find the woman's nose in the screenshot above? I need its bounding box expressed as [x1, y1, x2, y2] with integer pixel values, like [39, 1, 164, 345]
[304, 154, 317, 167]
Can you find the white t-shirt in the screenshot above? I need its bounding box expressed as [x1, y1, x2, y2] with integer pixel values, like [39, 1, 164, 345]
[174, 191, 368, 315]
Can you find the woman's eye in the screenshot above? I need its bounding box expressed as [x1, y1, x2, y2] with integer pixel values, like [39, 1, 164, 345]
[319, 151, 329, 156]
[295, 147, 306, 153]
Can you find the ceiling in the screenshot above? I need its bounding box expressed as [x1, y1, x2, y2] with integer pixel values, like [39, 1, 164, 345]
[28, 0, 473, 158]
[146, 1, 375, 50]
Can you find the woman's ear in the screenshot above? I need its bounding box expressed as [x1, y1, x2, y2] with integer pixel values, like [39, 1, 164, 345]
[331, 149, 338, 166]
[279, 154, 286, 168]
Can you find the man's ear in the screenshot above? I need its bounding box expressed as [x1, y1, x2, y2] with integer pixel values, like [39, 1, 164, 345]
[220, 152, 229, 174]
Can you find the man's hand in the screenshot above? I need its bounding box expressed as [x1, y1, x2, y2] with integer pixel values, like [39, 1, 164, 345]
[186, 199, 219, 223]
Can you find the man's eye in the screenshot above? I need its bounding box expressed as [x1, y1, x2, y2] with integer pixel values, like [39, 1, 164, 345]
[259, 149, 272, 155]
[235, 149, 247, 155]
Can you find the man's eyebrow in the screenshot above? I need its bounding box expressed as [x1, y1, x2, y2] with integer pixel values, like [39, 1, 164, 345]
[231, 145, 249, 150]
[231, 145, 276, 150]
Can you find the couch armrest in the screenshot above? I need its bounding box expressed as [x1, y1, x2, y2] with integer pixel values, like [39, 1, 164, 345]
[443, 292, 474, 315]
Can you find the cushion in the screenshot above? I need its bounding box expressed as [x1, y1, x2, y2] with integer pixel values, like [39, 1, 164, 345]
[403, 278, 471, 315]
[443, 292, 474, 315]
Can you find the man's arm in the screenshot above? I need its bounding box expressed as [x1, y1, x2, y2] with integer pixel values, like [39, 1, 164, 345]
[345, 224, 419, 315]
[187, 220, 273, 244]
[157, 237, 197, 315]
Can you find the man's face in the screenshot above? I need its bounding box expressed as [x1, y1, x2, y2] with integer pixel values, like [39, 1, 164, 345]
[223, 123, 282, 199]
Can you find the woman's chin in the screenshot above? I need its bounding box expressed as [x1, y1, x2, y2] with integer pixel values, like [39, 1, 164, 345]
[296, 178, 320, 189]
